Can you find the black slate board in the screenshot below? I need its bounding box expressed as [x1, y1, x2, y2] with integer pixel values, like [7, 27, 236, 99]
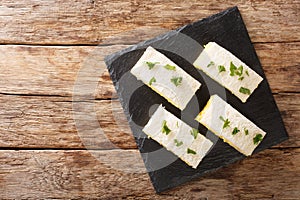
[105, 7, 288, 193]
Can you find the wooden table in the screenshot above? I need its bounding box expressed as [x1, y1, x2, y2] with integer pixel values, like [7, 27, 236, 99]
[0, 1, 299, 199]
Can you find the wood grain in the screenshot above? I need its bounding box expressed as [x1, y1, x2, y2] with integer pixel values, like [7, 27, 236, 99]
[255, 42, 300, 93]
[0, 45, 129, 99]
[0, 0, 299, 45]
[0, 95, 134, 149]
[0, 148, 299, 199]
[0, 42, 299, 99]
[0, 93, 298, 149]
[0, 1, 299, 198]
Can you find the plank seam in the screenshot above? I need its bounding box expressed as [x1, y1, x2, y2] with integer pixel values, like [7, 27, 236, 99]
[0, 40, 299, 47]
[0, 146, 298, 151]
[0, 92, 298, 100]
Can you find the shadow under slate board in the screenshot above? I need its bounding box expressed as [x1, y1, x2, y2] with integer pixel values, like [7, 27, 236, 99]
[105, 7, 288, 193]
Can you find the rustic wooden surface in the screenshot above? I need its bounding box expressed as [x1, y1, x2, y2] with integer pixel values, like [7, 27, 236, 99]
[0, 0, 299, 199]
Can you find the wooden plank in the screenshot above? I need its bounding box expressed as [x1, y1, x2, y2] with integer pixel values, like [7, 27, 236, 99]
[274, 93, 300, 148]
[255, 42, 300, 93]
[0, 42, 299, 98]
[0, 0, 299, 44]
[0, 95, 134, 149]
[0, 148, 299, 199]
[0, 93, 298, 149]
[0, 45, 129, 99]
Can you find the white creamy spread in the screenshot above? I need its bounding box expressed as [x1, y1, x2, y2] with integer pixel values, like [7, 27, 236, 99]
[196, 95, 266, 156]
[131, 46, 201, 110]
[193, 42, 263, 103]
[143, 105, 213, 168]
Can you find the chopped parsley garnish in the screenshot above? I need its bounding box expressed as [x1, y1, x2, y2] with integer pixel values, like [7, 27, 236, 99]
[245, 70, 249, 76]
[171, 77, 183, 87]
[236, 65, 243, 76]
[190, 128, 199, 139]
[230, 62, 244, 77]
[146, 61, 159, 70]
[244, 128, 249, 135]
[174, 139, 183, 147]
[176, 121, 179, 128]
[219, 116, 230, 128]
[232, 127, 240, 135]
[253, 134, 263, 145]
[162, 120, 171, 135]
[230, 62, 237, 76]
[238, 76, 244, 81]
[239, 87, 251, 95]
[207, 61, 215, 68]
[187, 148, 197, 155]
[218, 65, 226, 73]
[164, 64, 176, 71]
[149, 77, 156, 85]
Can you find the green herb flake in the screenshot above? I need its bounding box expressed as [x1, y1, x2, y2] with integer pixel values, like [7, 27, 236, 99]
[174, 139, 183, 147]
[164, 64, 176, 71]
[232, 127, 240, 135]
[187, 148, 197, 155]
[253, 134, 263, 145]
[219, 116, 230, 129]
[239, 87, 251, 95]
[171, 77, 183, 87]
[238, 76, 244, 81]
[190, 128, 199, 139]
[162, 120, 171, 135]
[235, 65, 243, 76]
[229, 61, 246, 78]
[207, 61, 215, 68]
[146, 61, 159, 70]
[244, 128, 249, 135]
[149, 77, 156, 86]
[230, 61, 237, 76]
[176, 121, 179, 128]
[245, 70, 249, 76]
[218, 65, 226, 73]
